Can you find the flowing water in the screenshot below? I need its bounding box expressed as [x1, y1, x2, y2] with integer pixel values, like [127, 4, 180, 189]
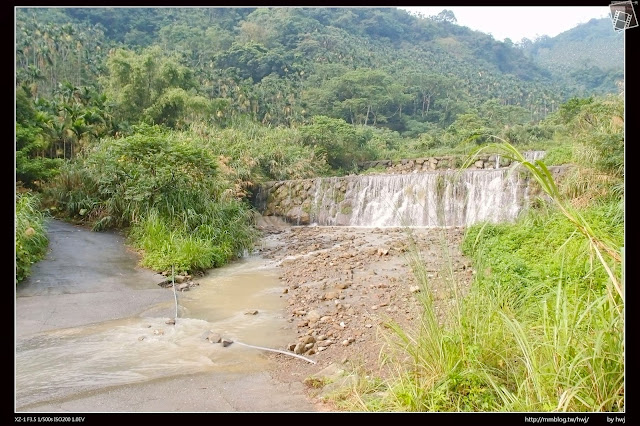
[255, 152, 555, 228]
[15, 256, 293, 408]
[16, 155, 552, 409]
[256, 168, 534, 227]
[331, 169, 531, 227]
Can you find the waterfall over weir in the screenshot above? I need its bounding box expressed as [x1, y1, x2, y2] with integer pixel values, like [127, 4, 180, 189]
[254, 167, 545, 228]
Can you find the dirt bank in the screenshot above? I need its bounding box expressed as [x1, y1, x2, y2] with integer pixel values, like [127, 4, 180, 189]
[254, 220, 475, 409]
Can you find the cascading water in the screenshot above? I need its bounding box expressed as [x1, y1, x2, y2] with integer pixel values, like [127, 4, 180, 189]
[523, 150, 546, 162]
[255, 167, 535, 228]
[345, 169, 530, 227]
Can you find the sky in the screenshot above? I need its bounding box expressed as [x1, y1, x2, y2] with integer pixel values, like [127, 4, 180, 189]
[400, 6, 613, 43]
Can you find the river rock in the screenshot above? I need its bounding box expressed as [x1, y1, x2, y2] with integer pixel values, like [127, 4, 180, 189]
[324, 291, 339, 300]
[294, 342, 306, 354]
[157, 279, 173, 288]
[300, 335, 316, 345]
[207, 332, 222, 343]
[377, 247, 389, 256]
[306, 310, 321, 323]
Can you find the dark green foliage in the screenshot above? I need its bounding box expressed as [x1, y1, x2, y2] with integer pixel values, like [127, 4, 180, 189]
[502, 123, 555, 145]
[520, 18, 623, 95]
[103, 47, 206, 128]
[15, 192, 49, 284]
[15, 89, 63, 189]
[300, 116, 370, 170]
[552, 97, 595, 125]
[69, 124, 220, 227]
[15, 10, 109, 98]
[214, 42, 296, 83]
[64, 7, 255, 44]
[569, 66, 623, 95]
[18, 6, 619, 143]
[42, 124, 256, 273]
[191, 119, 328, 182]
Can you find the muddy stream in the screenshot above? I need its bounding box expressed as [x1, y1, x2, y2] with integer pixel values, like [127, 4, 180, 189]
[15, 250, 298, 410]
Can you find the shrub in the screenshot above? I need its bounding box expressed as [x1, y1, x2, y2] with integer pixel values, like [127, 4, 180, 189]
[15, 191, 49, 284]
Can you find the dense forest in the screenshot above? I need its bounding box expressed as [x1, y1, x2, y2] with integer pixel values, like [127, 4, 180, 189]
[16, 7, 622, 137]
[519, 17, 624, 96]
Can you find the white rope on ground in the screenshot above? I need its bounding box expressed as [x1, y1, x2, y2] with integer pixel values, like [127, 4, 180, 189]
[232, 341, 317, 364]
[171, 265, 178, 321]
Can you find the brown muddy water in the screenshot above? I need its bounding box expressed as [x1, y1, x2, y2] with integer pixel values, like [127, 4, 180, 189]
[15, 255, 295, 408]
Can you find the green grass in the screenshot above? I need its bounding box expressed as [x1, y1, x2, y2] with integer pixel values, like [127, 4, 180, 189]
[15, 191, 49, 284]
[336, 142, 623, 412]
[128, 201, 257, 273]
[42, 123, 258, 274]
[344, 203, 623, 412]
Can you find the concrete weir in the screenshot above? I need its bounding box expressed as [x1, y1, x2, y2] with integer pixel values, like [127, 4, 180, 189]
[252, 154, 566, 228]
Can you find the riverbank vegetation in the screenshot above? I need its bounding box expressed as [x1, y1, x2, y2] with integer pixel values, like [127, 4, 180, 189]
[333, 95, 624, 412]
[15, 191, 49, 284]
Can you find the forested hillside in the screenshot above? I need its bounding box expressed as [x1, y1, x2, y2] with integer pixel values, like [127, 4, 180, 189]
[520, 17, 624, 96]
[18, 7, 620, 137]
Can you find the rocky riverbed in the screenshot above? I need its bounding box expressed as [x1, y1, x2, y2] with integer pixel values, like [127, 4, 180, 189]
[252, 219, 476, 409]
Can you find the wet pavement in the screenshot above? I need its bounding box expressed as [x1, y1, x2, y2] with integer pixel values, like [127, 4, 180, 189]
[15, 219, 317, 414]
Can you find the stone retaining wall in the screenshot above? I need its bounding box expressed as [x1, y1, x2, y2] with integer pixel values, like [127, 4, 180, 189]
[252, 165, 569, 227]
[357, 151, 545, 174]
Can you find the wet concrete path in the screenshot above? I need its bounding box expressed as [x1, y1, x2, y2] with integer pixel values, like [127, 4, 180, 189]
[15, 219, 317, 413]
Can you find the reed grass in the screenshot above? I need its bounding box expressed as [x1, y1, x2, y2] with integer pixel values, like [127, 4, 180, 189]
[42, 123, 258, 274]
[340, 142, 623, 412]
[15, 191, 49, 283]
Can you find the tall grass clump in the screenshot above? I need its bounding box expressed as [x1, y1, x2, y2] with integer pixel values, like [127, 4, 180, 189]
[190, 120, 328, 186]
[42, 123, 257, 273]
[15, 191, 49, 284]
